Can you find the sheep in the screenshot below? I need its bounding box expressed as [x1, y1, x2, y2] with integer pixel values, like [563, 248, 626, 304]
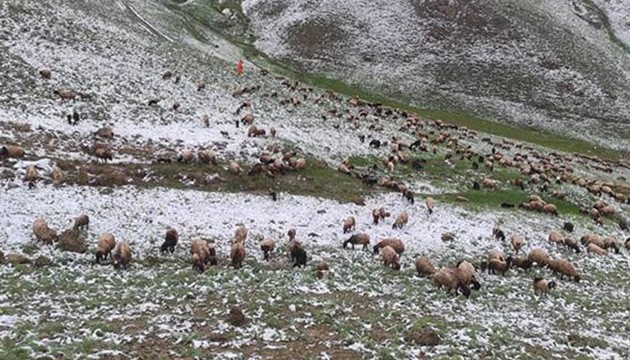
[373, 238, 405, 255]
[456, 260, 481, 290]
[510, 234, 524, 253]
[415, 256, 436, 277]
[290, 242, 307, 267]
[372, 208, 381, 225]
[600, 205, 616, 217]
[202, 114, 210, 127]
[39, 68, 52, 79]
[160, 227, 179, 253]
[492, 227, 506, 241]
[381, 245, 400, 270]
[191, 239, 211, 272]
[441, 232, 455, 242]
[54, 89, 76, 100]
[425, 196, 435, 214]
[0, 145, 25, 158]
[547, 258, 580, 282]
[25, 165, 39, 184]
[392, 212, 409, 229]
[488, 249, 506, 262]
[294, 158, 306, 170]
[488, 256, 512, 275]
[432, 268, 471, 298]
[92, 143, 113, 162]
[580, 233, 605, 249]
[32, 218, 57, 245]
[112, 240, 132, 270]
[241, 113, 254, 125]
[626, 237, 630, 252]
[586, 243, 608, 255]
[563, 222, 574, 233]
[402, 189, 415, 204]
[528, 248, 550, 267]
[73, 214, 89, 231]
[198, 150, 217, 165]
[343, 233, 370, 250]
[548, 230, 564, 246]
[51, 166, 64, 185]
[287, 228, 296, 241]
[315, 260, 330, 279]
[533, 277, 556, 296]
[562, 237, 581, 253]
[511, 256, 532, 271]
[230, 242, 246, 269]
[94, 126, 114, 139]
[342, 216, 356, 233]
[543, 203, 558, 216]
[603, 237, 620, 254]
[229, 161, 243, 175]
[233, 225, 248, 244]
[260, 237, 276, 261]
[197, 80, 206, 91]
[178, 150, 194, 163]
[95, 233, 116, 264]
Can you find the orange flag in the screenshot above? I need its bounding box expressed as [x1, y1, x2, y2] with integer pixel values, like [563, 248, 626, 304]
[236, 60, 244, 75]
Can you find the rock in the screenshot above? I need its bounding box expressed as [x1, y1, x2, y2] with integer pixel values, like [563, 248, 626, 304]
[405, 327, 441, 346]
[227, 305, 247, 327]
[33, 255, 53, 268]
[57, 229, 87, 253]
[0, 249, 4, 263]
[5, 253, 31, 265]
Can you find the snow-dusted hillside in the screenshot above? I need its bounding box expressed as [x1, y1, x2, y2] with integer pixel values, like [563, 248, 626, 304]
[242, 0, 630, 150]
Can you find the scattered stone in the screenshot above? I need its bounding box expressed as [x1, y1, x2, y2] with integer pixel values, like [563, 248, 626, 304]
[405, 327, 441, 346]
[34, 255, 53, 268]
[5, 253, 31, 265]
[227, 305, 247, 327]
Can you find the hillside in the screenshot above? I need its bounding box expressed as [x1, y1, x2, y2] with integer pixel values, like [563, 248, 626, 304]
[0, 0, 629, 359]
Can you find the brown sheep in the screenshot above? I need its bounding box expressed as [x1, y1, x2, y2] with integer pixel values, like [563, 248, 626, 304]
[415, 256, 436, 277]
[229, 161, 243, 175]
[528, 248, 550, 267]
[543, 203, 558, 216]
[51, 166, 64, 185]
[373, 238, 405, 255]
[512, 257, 532, 271]
[178, 150, 194, 163]
[425, 197, 435, 214]
[39, 68, 52, 79]
[112, 240, 132, 270]
[625, 237, 630, 252]
[231, 242, 246, 269]
[32, 218, 57, 245]
[381, 245, 400, 270]
[392, 212, 409, 229]
[456, 260, 481, 290]
[95, 233, 116, 264]
[73, 214, 89, 231]
[432, 268, 471, 298]
[241, 113, 254, 125]
[548, 230, 565, 246]
[294, 158, 306, 170]
[54, 89, 76, 100]
[260, 237, 276, 261]
[586, 243, 608, 256]
[342, 216, 356, 233]
[287, 228, 296, 241]
[603, 237, 620, 254]
[0, 145, 25, 158]
[441, 232, 456, 242]
[343, 233, 370, 250]
[482, 178, 498, 189]
[510, 234, 524, 253]
[25, 165, 39, 183]
[233, 225, 248, 244]
[580, 233, 605, 248]
[533, 277, 556, 296]
[600, 205, 616, 217]
[315, 260, 330, 279]
[191, 239, 211, 272]
[488, 249, 506, 262]
[372, 208, 381, 225]
[92, 143, 113, 162]
[547, 258, 580, 282]
[562, 237, 581, 253]
[94, 126, 114, 139]
[160, 227, 179, 253]
[488, 256, 512, 275]
[289, 240, 307, 267]
[202, 114, 210, 127]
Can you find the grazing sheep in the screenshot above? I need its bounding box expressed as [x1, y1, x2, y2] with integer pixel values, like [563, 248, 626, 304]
[533, 277, 556, 296]
[625, 237, 630, 252]
[178, 150, 194, 163]
[392, 212, 409, 229]
[202, 114, 210, 127]
[600, 205, 616, 217]
[488, 249, 506, 262]
[580, 233, 605, 249]
[260, 237, 276, 261]
[587, 243, 608, 255]
[95, 233, 116, 264]
[373, 238, 405, 255]
[603, 237, 620, 254]
[343, 233, 370, 250]
[548, 230, 564, 246]
[510, 234, 524, 253]
[294, 158, 306, 170]
[51, 166, 64, 185]
[415, 256, 436, 277]
[191, 239, 211, 272]
[543, 203, 558, 216]
[456, 260, 481, 290]
[441, 232, 455, 242]
[547, 258, 580, 282]
[0, 145, 25, 158]
[25, 165, 39, 184]
[94, 126, 114, 139]
[39, 68, 52, 79]
[381, 245, 400, 270]
[563, 222, 574, 233]
[198, 150, 218, 165]
[230, 242, 246, 269]
[91, 143, 113, 162]
[290, 242, 307, 267]
[492, 227, 506, 241]
[233, 225, 248, 244]
[229, 161, 243, 175]
[562, 237, 581, 253]
[528, 248, 550, 267]
[403, 189, 415, 204]
[160, 227, 179, 254]
[432, 268, 471, 298]
[112, 240, 132, 270]
[287, 228, 296, 241]
[197, 80, 206, 91]
[425, 197, 435, 214]
[512, 257, 532, 271]
[241, 113, 254, 125]
[488, 256, 512, 275]
[372, 208, 381, 225]
[342, 216, 356, 234]
[54, 89, 76, 100]
[32, 218, 57, 245]
[315, 260, 330, 279]
[73, 214, 89, 231]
